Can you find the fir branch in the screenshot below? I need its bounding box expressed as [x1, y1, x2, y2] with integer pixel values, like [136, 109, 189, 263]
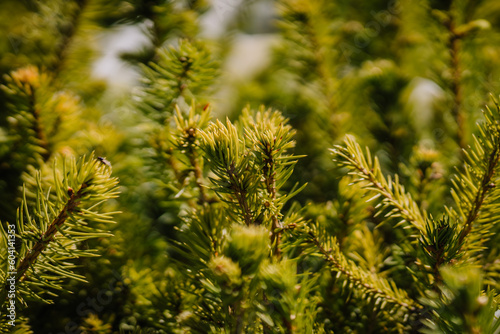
[199, 118, 258, 226]
[200, 110, 305, 228]
[189, 151, 208, 204]
[450, 101, 500, 257]
[242, 107, 305, 254]
[444, 13, 466, 150]
[173, 105, 212, 205]
[458, 139, 500, 244]
[49, 0, 89, 78]
[420, 266, 500, 333]
[0, 153, 119, 306]
[290, 223, 419, 313]
[418, 216, 463, 287]
[0, 66, 50, 223]
[278, 0, 339, 136]
[149, 129, 183, 184]
[171, 205, 229, 272]
[2, 66, 49, 162]
[263, 145, 280, 256]
[331, 135, 426, 233]
[226, 163, 254, 227]
[137, 40, 219, 122]
[27, 79, 50, 162]
[15, 179, 88, 282]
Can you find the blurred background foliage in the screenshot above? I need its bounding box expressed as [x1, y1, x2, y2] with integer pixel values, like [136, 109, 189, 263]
[1, 0, 500, 332]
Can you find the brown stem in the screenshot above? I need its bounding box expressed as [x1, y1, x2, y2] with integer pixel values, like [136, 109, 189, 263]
[50, 0, 88, 78]
[431, 246, 445, 288]
[230, 299, 244, 334]
[308, 231, 416, 311]
[457, 145, 500, 245]
[262, 144, 289, 329]
[28, 83, 50, 161]
[263, 145, 281, 257]
[445, 16, 466, 150]
[16, 182, 88, 282]
[227, 164, 253, 226]
[188, 147, 209, 205]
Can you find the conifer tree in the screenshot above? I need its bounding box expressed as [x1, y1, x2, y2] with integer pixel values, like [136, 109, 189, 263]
[1, 0, 500, 333]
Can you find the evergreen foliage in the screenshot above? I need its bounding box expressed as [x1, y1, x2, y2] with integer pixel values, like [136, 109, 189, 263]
[1, 0, 500, 333]
[0, 154, 118, 330]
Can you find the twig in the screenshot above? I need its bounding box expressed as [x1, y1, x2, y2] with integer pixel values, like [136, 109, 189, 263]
[16, 182, 88, 282]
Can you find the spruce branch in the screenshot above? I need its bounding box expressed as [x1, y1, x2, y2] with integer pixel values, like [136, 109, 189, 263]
[171, 205, 230, 272]
[28, 83, 49, 162]
[49, 0, 89, 78]
[278, 0, 339, 137]
[12, 0, 91, 79]
[137, 40, 219, 122]
[173, 104, 212, 205]
[199, 118, 258, 226]
[331, 135, 427, 233]
[444, 12, 466, 150]
[418, 216, 464, 287]
[0, 66, 52, 223]
[14, 168, 98, 282]
[420, 266, 500, 333]
[2, 66, 50, 162]
[0, 153, 119, 307]
[226, 162, 254, 227]
[432, 7, 491, 151]
[242, 107, 305, 254]
[449, 100, 500, 258]
[457, 139, 499, 244]
[285, 222, 419, 314]
[200, 110, 305, 229]
[278, 0, 337, 108]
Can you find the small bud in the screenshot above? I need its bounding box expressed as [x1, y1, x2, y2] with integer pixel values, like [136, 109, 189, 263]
[67, 187, 74, 197]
